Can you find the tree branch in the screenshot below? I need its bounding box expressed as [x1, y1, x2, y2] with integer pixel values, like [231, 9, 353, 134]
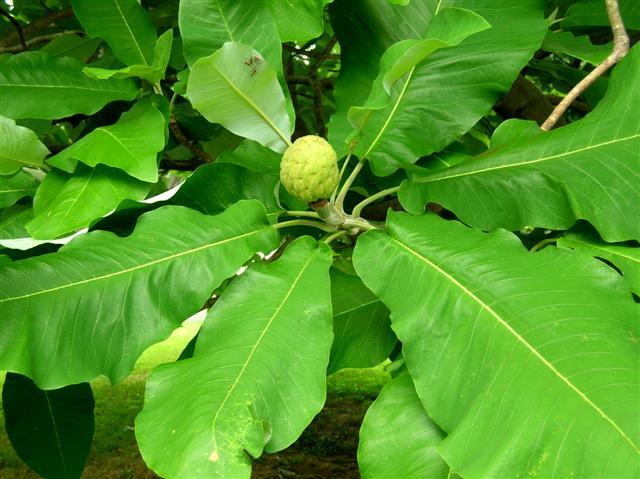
[169, 115, 213, 164]
[0, 8, 73, 47]
[540, 0, 629, 131]
[0, 6, 27, 50]
[0, 30, 84, 53]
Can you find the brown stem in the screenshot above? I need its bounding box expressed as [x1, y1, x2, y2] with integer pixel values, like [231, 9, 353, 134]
[0, 8, 73, 47]
[309, 37, 337, 137]
[169, 115, 213, 164]
[0, 6, 27, 50]
[540, 0, 629, 131]
[0, 30, 84, 53]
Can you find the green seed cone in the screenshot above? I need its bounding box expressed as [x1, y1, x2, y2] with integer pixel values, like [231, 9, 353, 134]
[280, 135, 339, 203]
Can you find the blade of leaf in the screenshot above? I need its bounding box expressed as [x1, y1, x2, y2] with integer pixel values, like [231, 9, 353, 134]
[2, 373, 94, 479]
[136, 237, 333, 478]
[82, 29, 173, 83]
[0, 52, 138, 120]
[0, 170, 37, 207]
[187, 42, 291, 153]
[0, 116, 49, 174]
[399, 44, 640, 242]
[328, 267, 395, 374]
[358, 373, 451, 479]
[353, 212, 639, 478]
[26, 164, 151, 239]
[47, 99, 166, 182]
[558, 224, 640, 295]
[70, 0, 157, 66]
[178, 0, 295, 123]
[0, 200, 278, 388]
[328, 0, 547, 174]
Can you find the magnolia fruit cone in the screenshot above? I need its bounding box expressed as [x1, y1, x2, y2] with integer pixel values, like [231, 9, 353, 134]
[280, 135, 339, 203]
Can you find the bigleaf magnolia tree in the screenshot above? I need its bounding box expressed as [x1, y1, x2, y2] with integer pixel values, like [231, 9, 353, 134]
[0, 0, 638, 478]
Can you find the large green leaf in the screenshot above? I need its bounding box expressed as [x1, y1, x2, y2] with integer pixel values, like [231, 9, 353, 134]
[347, 7, 491, 144]
[40, 34, 103, 62]
[400, 44, 640, 242]
[358, 373, 450, 479]
[558, 225, 640, 295]
[179, 0, 280, 68]
[0, 52, 138, 120]
[26, 164, 151, 239]
[268, 0, 330, 43]
[541, 31, 610, 65]
[0, 200, 278, 388]
[82, 30, 173, 84]
[328, 0, 547, 170]
[562, 0, 640, 30]
[187, 42, 292, 153]
[353, 212, 639, 478]
[217, 139, 282, 176]
[171, 163, 282, 221]
[178, 0, 294, 122]
[70, 0, 157, 66]
[2, 373, 94, 479]
[47, 100, 166, 182]
[0, 170, 37, 208]
[327, 268, 395, 374]
[0, 116, 49, 174]
[136, 237, 333, 479]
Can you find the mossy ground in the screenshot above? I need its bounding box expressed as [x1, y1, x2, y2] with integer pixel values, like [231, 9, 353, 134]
[0, 321, 389, 478]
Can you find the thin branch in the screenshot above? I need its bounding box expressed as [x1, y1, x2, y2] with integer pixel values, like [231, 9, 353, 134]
[272, 219, 336, 233]
[0, 8, 73, 47]
[0, 30, 84, 53]
[160, 156, 207, 171]
[0, 6, 27, 50]
[169, 115, 213, 164]
[335, 160, 364, 212]
[540, 0, 629, 131]
[352, 186, 400, 218]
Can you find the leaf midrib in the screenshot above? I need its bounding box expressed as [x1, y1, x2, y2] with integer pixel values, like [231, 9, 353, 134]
[416, 133, 640, 184]
[389, 234, 640, 454]
[213, 64, 290, 149]
[0, 227, 270, 304]
[209, 252, 316, 452]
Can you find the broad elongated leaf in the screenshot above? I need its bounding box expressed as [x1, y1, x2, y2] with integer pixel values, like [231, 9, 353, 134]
[0, 52, 138, 120]
[178, 0, 294, 122]
[40, 34, 103, 62]
[358, 373, 450, 479]
[136, 237, 333, 478]
[2, 373, 94, 479]
[82, 30, 173, 84]
[70, 0, 157, 66]
[400, 44, 640, 242]
[187, 42, 292, 153]
[217, 139, 282, 176]
[0, 116, 48, 174]
[171, 163, 281, 221]
[542, 31, 609, 65]
[562, 0, 640, 30]
[348, 8, 491, 137]
[47, 100, 166, 182]
[26, 164, 151, 239]
[328, 0, 547, 170]
[0, 204, 33, 240]
[0, 200, 278, 388]
[558, 225, 640, 295]
[328, 268, 395, 374]
[268, 0, 330, 43]
[0, 170, 37, 207]
[354, 212, 639, 478]
[179, 0, 279, 68]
